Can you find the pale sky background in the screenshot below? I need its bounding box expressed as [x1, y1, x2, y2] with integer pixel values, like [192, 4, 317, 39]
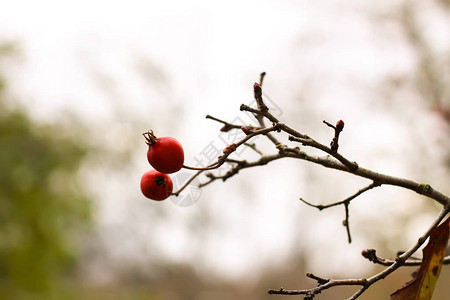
[1, 0, 449, 284]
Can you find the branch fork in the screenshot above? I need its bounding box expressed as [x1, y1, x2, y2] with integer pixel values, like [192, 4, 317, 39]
[171, 73, 450, 299]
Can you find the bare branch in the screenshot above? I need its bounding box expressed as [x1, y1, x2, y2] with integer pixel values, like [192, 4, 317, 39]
[182, 123, 282, 171]
[299, 182, 381, 210]
[251, 79, 281, 147]
[172, 169, 204, 196]
[300, 182, 380, 244]
[199, 152, 292, 187]
[362, 248, 450, 266]
[288, 135, 358, 172]
[243, 142, 264, 156]
[259, 71, 266, 86]
[253, 82, 268, 113]
[283, 143, 448, 206]
[180, 75, 450, 299]
[268, 207, 450, 299]
[344, 202, 352, 243]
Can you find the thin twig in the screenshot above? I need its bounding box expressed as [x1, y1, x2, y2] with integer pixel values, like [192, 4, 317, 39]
[299, 182, 381, 210]
[243, 142, 264, 156]
[259, 71, 266, 86]
[172, 169, 204, 196]
[205, 114, 243, 131]
[182, 124, 282, 171]
[288, 135, 358, 172]
[299, 182, 380, 244]
[268, 207, 450, 299]
[344, 202, 352, 243]
[362, 248, 450, 266]
[253, 82, 268, 113]
[198, 152, 293, 187]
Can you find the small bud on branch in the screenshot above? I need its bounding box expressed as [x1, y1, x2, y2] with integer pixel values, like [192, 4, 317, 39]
[241, 126, 253, 135]
[324, 119, 345, 152]
[254, 82, 268, 112]
[223, 143, 237, 155]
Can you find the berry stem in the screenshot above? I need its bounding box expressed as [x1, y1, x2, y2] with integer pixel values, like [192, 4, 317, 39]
[182, 162, 221, 171]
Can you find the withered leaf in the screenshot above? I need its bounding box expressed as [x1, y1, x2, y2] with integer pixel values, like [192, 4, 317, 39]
[390, 216, 450, 300]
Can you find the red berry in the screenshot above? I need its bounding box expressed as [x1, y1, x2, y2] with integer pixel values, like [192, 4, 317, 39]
[144, 131, 184, 174]
[140, 170, 173, 200]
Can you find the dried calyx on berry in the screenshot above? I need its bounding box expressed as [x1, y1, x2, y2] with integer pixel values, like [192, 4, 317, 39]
[143, 130, 158, 145]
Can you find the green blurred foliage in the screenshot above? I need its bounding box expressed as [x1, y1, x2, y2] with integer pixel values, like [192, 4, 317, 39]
[0, 46, 91, 300]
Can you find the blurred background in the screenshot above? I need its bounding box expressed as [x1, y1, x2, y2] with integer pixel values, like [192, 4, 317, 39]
[0, 0, 449, 299]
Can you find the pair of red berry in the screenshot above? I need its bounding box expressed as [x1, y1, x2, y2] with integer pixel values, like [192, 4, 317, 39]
[140, 131, 184, 201]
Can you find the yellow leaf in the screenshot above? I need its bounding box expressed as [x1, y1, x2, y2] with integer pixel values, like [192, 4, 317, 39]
[391, 215, 450, 300]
